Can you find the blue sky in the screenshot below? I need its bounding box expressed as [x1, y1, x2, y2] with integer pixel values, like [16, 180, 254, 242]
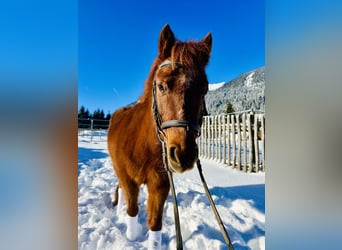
[79, 0, 265, 114]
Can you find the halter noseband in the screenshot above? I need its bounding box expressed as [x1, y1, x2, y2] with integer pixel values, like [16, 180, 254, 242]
[152, 61, 203, 140]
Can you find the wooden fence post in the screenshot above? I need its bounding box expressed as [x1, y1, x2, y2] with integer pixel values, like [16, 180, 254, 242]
[216, 116, 220, 161]
[214, 116, 217, 160]
[217, 116, 221, 162]
[227, 115, 231, 166]
[247, 113, 253, 172]
[222, 115, 226, 164]
[253, 113, 259, 172]
[242, 113, 247, 172]
[236, 114, 241, 170]
[203, 116, 208, 158]
[261, 114, 265, 172]
[231, 115, 236, 168]
[200, 117, 204, 157]
[211, 116, 215, 160]
[207, 116, 210, 159]
[209, 116, 212, 159]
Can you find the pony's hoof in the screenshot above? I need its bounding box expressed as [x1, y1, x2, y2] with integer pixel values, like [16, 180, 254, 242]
[126, 215, 142, 241]
[148, 230, 161, 250]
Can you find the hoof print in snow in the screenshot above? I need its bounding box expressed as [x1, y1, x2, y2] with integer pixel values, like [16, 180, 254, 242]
[102, 193, 114, 209]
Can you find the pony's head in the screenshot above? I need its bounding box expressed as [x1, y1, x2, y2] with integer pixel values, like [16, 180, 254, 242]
[153, 24, 212, 173]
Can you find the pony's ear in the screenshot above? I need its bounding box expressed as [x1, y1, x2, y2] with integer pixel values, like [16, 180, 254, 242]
[158, 24, 175, 59]
[200, 32, 212, 66]
[202, 32, 212, 54]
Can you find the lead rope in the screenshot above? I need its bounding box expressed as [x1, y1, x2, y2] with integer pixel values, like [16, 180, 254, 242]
[161, 141, 183, 250]
[153, 81, 183, 249]
[161, 138, 234, 250]
[153, 75, 233, 249]
[196, 159, 234, 250]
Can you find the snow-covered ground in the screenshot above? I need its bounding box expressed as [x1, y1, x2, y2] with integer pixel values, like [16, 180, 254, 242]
[78, 133, 265, 250]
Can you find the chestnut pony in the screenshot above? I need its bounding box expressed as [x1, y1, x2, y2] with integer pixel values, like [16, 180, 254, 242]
[108, 24, 212, 247]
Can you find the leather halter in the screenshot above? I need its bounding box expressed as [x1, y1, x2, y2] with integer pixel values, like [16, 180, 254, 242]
[152, 61, 203, 140]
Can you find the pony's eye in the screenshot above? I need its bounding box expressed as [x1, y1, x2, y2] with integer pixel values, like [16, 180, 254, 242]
[158, 84, 166, 93]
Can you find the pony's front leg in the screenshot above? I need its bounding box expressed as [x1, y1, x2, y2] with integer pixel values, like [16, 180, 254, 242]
[121, 178, 142, 241]
[146, 180, 170, 250]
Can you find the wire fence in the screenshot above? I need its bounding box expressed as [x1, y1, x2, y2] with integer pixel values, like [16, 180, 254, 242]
[78, 118, 109, 141]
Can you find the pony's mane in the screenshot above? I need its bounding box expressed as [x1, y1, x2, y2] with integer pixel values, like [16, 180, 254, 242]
[171, 40, 211, 68]
[139, 40, 210, 103]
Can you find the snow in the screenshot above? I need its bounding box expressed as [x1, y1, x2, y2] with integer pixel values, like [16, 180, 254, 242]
[245, 73, 255, 88]
[78, 133, 265, 249]
[208, 82, 225, 91]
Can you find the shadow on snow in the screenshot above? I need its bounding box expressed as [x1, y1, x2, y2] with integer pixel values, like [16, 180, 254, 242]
[175, 184, 265, 250]
[78, 147, 109, 175]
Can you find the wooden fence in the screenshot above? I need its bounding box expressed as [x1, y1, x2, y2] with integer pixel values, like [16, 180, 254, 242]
[198, 112, 265, 172]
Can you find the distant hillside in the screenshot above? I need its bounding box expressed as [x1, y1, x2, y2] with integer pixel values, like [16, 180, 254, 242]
[205, 66, 265, 115]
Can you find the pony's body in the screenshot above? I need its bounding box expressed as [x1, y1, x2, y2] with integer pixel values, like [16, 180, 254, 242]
[107, 24, 212, 248]
[108, 101, 168, 230]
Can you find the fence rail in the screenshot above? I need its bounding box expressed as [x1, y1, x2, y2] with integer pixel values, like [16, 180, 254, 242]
[78, 118, 110, 129]
[198, 113, 265, 173]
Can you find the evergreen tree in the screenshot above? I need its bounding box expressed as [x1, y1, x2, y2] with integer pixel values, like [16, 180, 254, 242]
[105, 112, 111, 120]
[226, 101, 235, 114]
[92, 109, 99, 119]
[78, 106, 85, 118]
[92, 108, 105, 119]
[78, 106, 90, 119]
[100, 109, 105, 119]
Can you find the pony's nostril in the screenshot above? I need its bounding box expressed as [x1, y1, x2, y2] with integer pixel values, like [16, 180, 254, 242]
[169, 145, 180, 164]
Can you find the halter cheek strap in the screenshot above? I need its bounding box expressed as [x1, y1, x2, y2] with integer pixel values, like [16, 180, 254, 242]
[152, 61, 203, 139]
[152, 80, 203, 139]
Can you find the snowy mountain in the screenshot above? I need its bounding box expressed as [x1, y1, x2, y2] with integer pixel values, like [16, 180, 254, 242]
[205, 67, 265, 115]
[208, 82, 225, 91]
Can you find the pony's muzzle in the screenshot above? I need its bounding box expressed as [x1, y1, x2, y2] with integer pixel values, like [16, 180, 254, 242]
[167, 144, 198, 173]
